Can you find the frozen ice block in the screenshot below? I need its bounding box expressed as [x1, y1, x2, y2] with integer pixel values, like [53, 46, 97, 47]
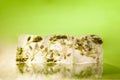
[43, 35, 74, 64]
[16, 34, 103, 79]
[73, 35, 103, 78]
[16, 34, 45, 64]
[16, 35, 74, 64]
[74, 35, 103, 64]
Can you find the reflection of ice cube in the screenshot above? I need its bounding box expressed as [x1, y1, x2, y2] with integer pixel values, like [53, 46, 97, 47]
[17, 63, 102, 79]
[17, 63, 73, 78]
[73, 63, 102, 78]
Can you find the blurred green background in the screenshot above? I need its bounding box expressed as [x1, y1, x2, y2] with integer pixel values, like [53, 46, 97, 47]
[0, 0, 120, 79]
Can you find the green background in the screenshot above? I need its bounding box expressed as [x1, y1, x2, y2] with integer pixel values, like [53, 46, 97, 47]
[0, 0, 120, 79]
